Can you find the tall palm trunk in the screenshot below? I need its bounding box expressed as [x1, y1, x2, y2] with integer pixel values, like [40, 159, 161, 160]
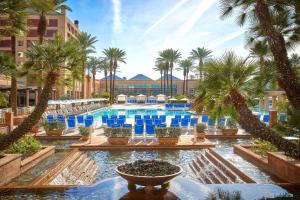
[160, 71, 163, 93]
[72, 79, 76, 99]
[163, 70, 166, 94]
[93, 72, 96, 97]
[170, 62, 173, 97]
[186, 71, 189, 94]
[104, 69, 108, 92]
[81, 60, 86, 99]
[229, 89, 299, 158]
[37, 12, 47, 99]
[166, 68, 169, 96]
[182, 73, 186, 94]
[10, 35, 17, 116]
[255, 0, 300, 110]
[112, 64, 117, 103]
[109, 59, 113, 104]
[198, 60, 202, 80]
[0, 72, 58, 151]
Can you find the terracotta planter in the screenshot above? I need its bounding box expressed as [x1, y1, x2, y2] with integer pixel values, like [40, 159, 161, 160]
[222, 128, 238, 135]
[81, 135, 90, 141]
[45, 129, 64, 136]
[13, 116, 26, 126]
[158, 137, 179, 145]
[31, 127, 42, 134]
[107, 137, 129, 145]
[0, 154, 21, 186]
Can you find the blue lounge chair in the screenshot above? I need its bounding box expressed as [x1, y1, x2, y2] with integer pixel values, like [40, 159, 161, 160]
[158, 124, 167, 128]
[154, 119, 161, 126]
[183, 115, 191, 122]
[144, 115, 151, 120]
[185, 104, 192, 108]
[68, 115, 76, 119]
[85, 119, 93, 127]
[208, 118, 215, 127]
[145, 119, 153, 126]
[181, 118, 189, 127]
[218, 118, 226, 126]
[152, 115, 159, 121]
[67, 118, 76, 129]
[47, 115, 54, 122]
[134, 124, 144, 136]
[107, 119, 115, 127]
[146, 124, 155, 135]
[135, 119, 144, 125]
[190, 118, 198, 127]
[263, 115, 270, 123]
[171, 118, 179, 127]
[102, 115, 108, 124]
[123, 124, 132, 128]
[77, 115, 84, 124]
[112, 124, 121, 128]
[159, 115, 166, 123]
[175, 115, 182, 122]
[119, 115, 126, 120]
[117, 118, 125, 126]
[135, 115, 142, 121]
[57, 115, 65, 123]
[201, 115, 208, 123]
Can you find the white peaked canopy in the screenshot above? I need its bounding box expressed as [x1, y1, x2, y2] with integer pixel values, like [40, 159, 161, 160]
[148, 95, 156, 100]
[157, 94, 166, 102]
[128, 95, 136, 100]
[136, 94, 146, 102]
[117, 94, 127, 103]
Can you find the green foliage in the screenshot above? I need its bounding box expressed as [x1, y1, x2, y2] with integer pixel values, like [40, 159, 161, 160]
[155, 127, 181, 138]
[104, 127, 132, 137]
[43, 120, 65, 131]
[252, 139, 278, 157]
[7, 135, 42, 158]
[196, 123, 206, 132]
[0, 92, 9, 108]
[78, 126, 91, 137]
[94, 92, 110, 99]
[226, 118, 238, 129]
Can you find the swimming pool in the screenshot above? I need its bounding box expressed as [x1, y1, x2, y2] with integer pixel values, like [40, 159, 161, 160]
[91, 108, 194, 119]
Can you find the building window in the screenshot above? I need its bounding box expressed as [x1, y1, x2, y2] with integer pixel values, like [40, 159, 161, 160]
[27, 29, 38, 37]
[48, 19, 58, 27]
[17, 52, 24, 58]
[0, 40, 11, 47]
[27, 19, 39, 27]
[18, 41, 23, 46]
[45, 30, 57, 37]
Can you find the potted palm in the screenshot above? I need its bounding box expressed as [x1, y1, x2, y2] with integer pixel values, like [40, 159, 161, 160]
[156, 127, 181, 145]
[43, 120, 65, 136]
[194, 123, 206, 139]
[220, 119, 238, 135]
[78, 126, 92, 141]
[104, 127, 132, 145]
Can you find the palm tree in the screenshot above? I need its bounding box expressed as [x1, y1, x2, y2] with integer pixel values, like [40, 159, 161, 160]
[0, 0, 27, 116]
[99, 58, 110, 92]
[103, 48, 126, 103]
[0, 53, 16, 76]
[177, 59, 193, 95]
[87, 56, 101, 96]
[76, 32, 97, 99]
[249, 41, 270, 71]
[112, 48, 126, 100]
[199, 51, 299, 158]
[153, 62, 165, 93]
[219, 0, 300, 110]
[0, 35, 79, 150]
[167, 49, 181, 97]
[190, 47, 212, 81]
[157, 50, 170, 95]
[30, 0, 71, 98]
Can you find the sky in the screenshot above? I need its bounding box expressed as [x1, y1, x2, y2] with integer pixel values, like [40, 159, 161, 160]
[66, 0, 252, 80]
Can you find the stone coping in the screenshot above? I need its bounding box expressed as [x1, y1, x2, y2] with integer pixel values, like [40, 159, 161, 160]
[0, 154, 21, 168]
[70, 136, 215, 150]
[35, 135, 81, 140]
[268, 152, 300, 168]
[205, 134, 251, 139]
[21, 146, 55, 167]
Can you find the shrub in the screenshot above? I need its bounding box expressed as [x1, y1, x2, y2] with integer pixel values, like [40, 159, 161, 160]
[95, 92, 110, 99]
[104, 127, 132, 137]
[78, 126, 91, 137]
[226, 119, 238, 129]
[7, 135, 42, 158]
[252, 139, 278, 157]
[157, 127, 181, 138]
[196, 123, 206, 132]
[43, 120, 65, 131]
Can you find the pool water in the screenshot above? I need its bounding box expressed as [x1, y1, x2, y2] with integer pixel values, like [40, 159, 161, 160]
[91, 108, 194, 119]
[87, 150, 198, 181]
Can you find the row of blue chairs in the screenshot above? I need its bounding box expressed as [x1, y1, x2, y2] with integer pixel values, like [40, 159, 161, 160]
[146, 100, 157, 104]
[46, 114, 94, 129]
[127, 100, 137, 103]
[165, 104, 192, 109]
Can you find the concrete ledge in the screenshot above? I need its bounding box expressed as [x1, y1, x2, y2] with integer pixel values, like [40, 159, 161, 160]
[21, 146, 55, 173]
[268, 152, 300, 183]
[35, 135, 81, 140]
[205, 134, 251, 139]
[233, 144, 268, 171]
[0, 154, 21, 186]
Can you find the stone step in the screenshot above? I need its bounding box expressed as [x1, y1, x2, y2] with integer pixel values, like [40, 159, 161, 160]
[192, 159, 213, 184]
[196, 155, 223, 184]
[68, 154, 88, 174]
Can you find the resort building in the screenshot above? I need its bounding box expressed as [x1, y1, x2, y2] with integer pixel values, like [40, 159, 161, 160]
[0, 9, 81, 106]
[96, 74, 198, 97]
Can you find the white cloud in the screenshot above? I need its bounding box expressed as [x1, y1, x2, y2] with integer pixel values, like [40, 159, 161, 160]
[144, 0, 190, 35]
[176, 0, 217, 37]
[209, 30, 245, 49]
[112, 0, 121, 33]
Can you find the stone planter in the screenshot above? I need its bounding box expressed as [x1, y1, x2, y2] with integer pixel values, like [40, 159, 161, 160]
[194, 127, 205, 139]
[31, 126, 43, 134]
[13, 116, 26, 126]
[0, 125, 9, 134]
[107, 137, 129, 145]
[158, 137, 179, 145]
[45, 129, 64, 136]
[0, 154, 21, 186]
[81, 135, 90, 141]
[21, 146, 55, 173]
[221, 128, 238, 135]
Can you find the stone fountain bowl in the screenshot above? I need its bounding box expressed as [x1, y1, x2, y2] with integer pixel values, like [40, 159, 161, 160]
[115, 165, 183, 187]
